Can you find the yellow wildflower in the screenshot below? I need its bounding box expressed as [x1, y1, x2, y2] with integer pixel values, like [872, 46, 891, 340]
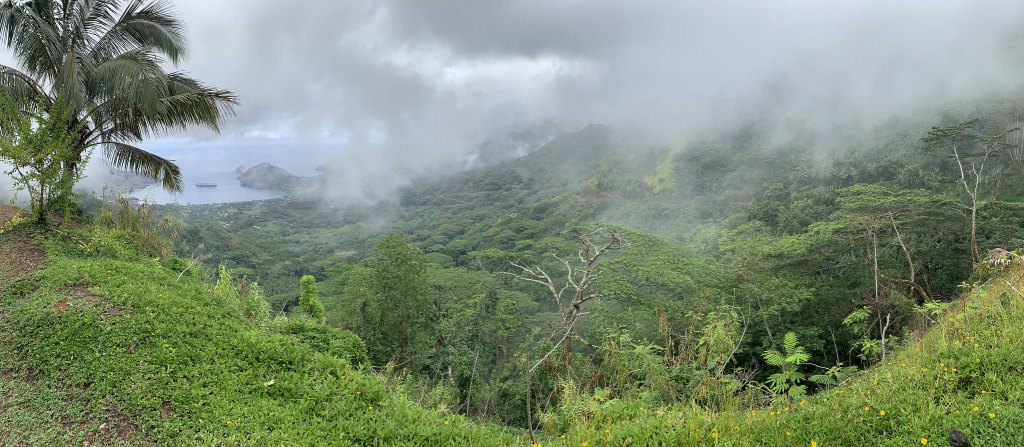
[879, 410, 886, 416]
[921, 438, 928, 445]
[972, 407, 979, 412]
[443, 419, 449, 425]
[533, 443, 542, 447]
[989, 413, 996, 418]
[811, 440, 818, 447]
[582, 443, 589, 447]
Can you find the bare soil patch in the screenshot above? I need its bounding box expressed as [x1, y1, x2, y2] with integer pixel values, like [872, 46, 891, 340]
[0, 206, 20, 227]
[0, 206, 47, 289]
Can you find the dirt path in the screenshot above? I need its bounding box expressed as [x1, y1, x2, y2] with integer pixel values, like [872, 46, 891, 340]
[0, 205, 46, 289]
[0, 206, 18, 227]
[0, 206, 147, 445]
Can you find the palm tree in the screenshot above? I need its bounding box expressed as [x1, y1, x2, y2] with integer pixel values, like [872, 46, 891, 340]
[0, 0, 237, 192]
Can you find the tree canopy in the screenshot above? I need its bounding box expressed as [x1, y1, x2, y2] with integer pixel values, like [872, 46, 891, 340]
[0, 0, 237, 191]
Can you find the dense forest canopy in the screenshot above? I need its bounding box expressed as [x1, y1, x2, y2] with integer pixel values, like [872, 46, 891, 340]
[1, 0, 1024, 445]
[159, 95, 1024, 429]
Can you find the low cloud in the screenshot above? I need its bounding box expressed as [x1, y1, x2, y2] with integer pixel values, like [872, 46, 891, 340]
[3, 1, 1024, 204]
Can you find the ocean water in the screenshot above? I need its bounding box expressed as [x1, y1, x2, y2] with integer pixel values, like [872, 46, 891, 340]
[125, 141, 327, 205]
[130, 170, 285, 205]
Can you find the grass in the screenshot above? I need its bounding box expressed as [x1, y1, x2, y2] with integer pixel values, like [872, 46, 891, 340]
[3, 213, 1024, 446]
[536, 265, 1024, 446]
[0, 222, 521, 446]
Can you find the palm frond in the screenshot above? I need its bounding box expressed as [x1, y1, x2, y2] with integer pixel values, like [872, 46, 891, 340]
[102, 141, 181, 191]
[0, 0, 236, 190]
[90, 0, 187, 64]
[0, 63, 49, 109]
[79, 0, 121, 42]
[88, 70, 237, 139]
[7, 2, 65, 82]
[88, 46, 165, 98]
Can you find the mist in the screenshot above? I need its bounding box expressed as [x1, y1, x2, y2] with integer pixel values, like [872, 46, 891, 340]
[3, 1, 1024, 205]
[0, 162, 14, 203]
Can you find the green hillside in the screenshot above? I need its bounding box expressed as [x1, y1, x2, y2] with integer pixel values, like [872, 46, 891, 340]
[98, 98, 1024, 445]
[541, 259, 1024, 446]
[5, 100, 1024, 446]
[0, 210, 518, 446]
[0, 0, 1021, 445]
[3, 206, 1024, 445]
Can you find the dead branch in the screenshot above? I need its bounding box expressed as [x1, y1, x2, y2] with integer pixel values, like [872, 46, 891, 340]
[501, 228, 623, 327]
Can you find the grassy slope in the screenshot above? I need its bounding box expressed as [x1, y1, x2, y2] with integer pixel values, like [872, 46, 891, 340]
[1, 213, 141, 446]
[543, 265, 1024, 447]
[0, 219, 520, 446]
[3, 210, 1024, 446]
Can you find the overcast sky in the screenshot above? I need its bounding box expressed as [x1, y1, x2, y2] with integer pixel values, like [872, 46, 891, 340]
[4, 0, 1024, 204]
[164, 0, 1024, 140]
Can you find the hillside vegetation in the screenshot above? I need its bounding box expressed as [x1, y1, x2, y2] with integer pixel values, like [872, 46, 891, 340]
[540, 259, 1024, 446]
[0, 210, 517, 446]
[1, 0, 1022, 445]
[2, 205, 1024, 445]
[159, 97, 1024, 433]
[7, 98, 1024, 446]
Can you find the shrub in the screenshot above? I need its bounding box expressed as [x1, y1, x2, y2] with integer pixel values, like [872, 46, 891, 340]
[86, 228, 146, 259]
[242, 281, 272, 323]
[96, 197, 181, 258]
[299, 275, 325, 322]
[272, 318, 368, 366]
[0, 93, 82, 223]
[212, 265, 240, 308]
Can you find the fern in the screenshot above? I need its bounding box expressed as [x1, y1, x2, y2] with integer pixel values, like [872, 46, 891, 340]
[762, 349, 785, 367]
[761, 332, 811, 403]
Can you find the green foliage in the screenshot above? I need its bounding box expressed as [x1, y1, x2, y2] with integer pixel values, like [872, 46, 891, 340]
[535, 259, 1024, 446]
[0, 0, 238, 191]
[96, 197, 182, 258]
[424, 252, 455, 268]
[212, 264, 241, 308]
[762, 332, 811, 402]
[356, 234, 430, 368]
[242, 281, 271, 323]
[0, 224, 519, 445]
[271, 318, 368, 366]
[643, 151, 680, 194]
[298, 275, 325, 322]
[84, 228, 147, 260]
[0, 93, 82, 222]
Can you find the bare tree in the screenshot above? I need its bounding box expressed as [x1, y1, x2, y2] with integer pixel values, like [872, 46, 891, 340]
[1007, 109, 1024, 171]
[924, 120, 1016, 264]
[889, 214, 931, 302]
[502, 228, 624, 371]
